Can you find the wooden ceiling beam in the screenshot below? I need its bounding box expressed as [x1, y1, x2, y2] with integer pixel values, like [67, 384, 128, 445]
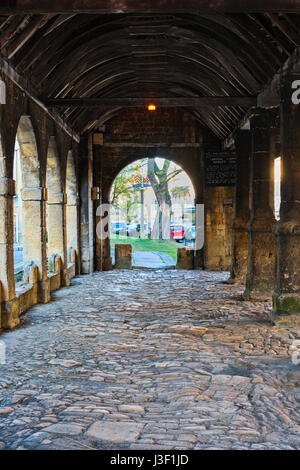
[0, 57, 80, 142]
[0, 1, 300, 14]
[6, 15, 52, 58]
[44, 96, 257, 107]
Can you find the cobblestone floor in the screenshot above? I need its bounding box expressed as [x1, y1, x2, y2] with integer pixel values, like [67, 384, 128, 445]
[0, 270, 299, 450]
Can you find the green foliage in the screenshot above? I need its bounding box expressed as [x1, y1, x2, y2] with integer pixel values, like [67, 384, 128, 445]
[171, 185, 191, 198]
[111, 162, 145, 221]
[111, 235, 178, 260]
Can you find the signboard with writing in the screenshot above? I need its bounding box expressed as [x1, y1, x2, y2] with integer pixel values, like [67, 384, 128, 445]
[205, 152, 236, 186]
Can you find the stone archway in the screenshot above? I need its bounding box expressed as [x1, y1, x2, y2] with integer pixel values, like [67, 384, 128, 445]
[15, 116, 45, 282]
[101, 156, 198, 270]
[0, 128, 16, 310]
[66, 149, 79, 267]
[46, 136, 65, 268]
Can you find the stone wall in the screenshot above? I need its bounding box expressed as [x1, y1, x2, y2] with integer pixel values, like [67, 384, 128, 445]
[92, 107, 235, 271]
[205, 187, 235, 271]
[0, 75, 80, 329]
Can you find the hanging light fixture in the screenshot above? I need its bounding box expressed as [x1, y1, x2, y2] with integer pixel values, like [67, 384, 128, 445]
[148, 104, 156, 111]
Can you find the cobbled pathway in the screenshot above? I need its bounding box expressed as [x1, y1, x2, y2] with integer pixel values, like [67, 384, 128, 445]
[0, 270, 299, 450]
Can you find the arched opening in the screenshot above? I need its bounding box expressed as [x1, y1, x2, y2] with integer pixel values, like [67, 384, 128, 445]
[0, 129, 16, 306]
[46, 136, 64, 273]
[66, 149, 79, 267]
[13, 137, 23, 281]
[14, 116, 42, 283]
[110, 157, 195, 269]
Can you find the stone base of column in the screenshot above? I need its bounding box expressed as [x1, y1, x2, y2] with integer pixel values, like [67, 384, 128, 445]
[62, 269, 70, 287]
[272, 214, 300, 323]
[101, 256, 113, 271]
[96, 238, 113, 271]
[243, 215, 275, 301]
[272, 294, 300, 326]
[272, 294, 300, 325]
[38, 279, 51, 303]
[1, 298, 20, 329]
[176, 248, 194, 269]
[229, 217, 249, 284]
[194, 249, 204, 270]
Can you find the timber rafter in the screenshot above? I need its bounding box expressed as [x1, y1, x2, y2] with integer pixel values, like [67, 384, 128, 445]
[0, 8, 300, 139]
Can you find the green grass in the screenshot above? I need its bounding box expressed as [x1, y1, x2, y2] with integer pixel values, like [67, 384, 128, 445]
[111, 235, 179, 260]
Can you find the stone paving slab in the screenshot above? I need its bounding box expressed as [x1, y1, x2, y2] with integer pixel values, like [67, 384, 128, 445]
[0, 270, 299, 450]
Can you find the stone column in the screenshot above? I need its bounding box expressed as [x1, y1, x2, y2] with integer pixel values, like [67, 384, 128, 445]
[0, 177, 19, 328]
[230, 130, 251, 283]
[79, 135, 94, 274]
[95, 198, 113, 271]
[244, 108, 276, 300]
[273, 74, 300, 321]
[21, 187, 50, 303]
[47, 191, 69, 286]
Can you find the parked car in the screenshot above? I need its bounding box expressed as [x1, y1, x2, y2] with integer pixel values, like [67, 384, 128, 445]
[170, 223, 185, 241]
[127, 222, 150, 237]
[111, 221, 127, 235]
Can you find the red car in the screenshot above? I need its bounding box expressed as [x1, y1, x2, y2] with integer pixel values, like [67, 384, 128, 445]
[170, 223, 185, 241]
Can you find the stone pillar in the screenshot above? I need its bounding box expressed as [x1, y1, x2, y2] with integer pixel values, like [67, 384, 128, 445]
[244, 108, 276, 300]
[0, 177, 19, 328]
[95, 199, 113, 271]
[47, 191, 69, 286]
[230, 130, 251, 283]
[114, 244, 132, 269]
[204, 186, 235, 271]
[273, 74, 300, 322]
[79, 135, 94, 274]
[21, 187, 50, 302]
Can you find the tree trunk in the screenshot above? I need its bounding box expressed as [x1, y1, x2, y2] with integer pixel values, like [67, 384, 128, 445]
[147, 158, 171, 240]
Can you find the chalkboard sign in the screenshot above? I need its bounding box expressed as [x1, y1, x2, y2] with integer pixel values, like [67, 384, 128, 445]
[205, 152, 236, 186]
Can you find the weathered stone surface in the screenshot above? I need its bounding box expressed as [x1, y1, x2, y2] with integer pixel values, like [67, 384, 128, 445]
[176, 248, 194, 269]
[119, 405, 145, 414]
[0, 407, 13, 415]
[0, 270, 299, 450]
[114, 244, 132, 269]
[43, 424, 85, 435]
[86, 421, 143, 442]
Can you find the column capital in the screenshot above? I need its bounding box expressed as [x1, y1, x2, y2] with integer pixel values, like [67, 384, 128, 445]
[21, 187, 48, 201]
[47, 192, 67, 205]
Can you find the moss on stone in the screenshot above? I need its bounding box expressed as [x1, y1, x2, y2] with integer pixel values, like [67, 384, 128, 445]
[280, 296, 300, 313]
[273, 295, 300, 314]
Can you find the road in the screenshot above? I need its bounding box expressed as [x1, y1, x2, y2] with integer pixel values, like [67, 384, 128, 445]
[132, 251, 175, 269]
